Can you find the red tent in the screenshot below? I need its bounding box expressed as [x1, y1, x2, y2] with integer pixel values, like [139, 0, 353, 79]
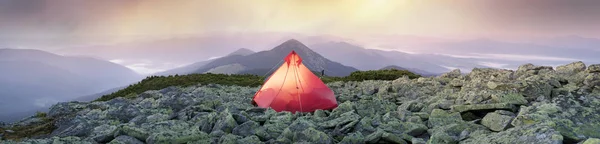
[252, 50, 338, 113]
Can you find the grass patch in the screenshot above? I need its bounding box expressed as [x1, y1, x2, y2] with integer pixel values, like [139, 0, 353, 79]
[0, 117, 56, 141]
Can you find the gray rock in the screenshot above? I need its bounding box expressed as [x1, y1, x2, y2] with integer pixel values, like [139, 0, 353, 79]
[237, 135, 263, 144]
[440, 69, 462, 79]
[428, 109, 462, 128]
[557, 61, 587, 74]
[48, 101, 89, 117]
[451, 103, 517, 113]
[146, 129, 209, 144]
[582, 138, 600, 144]
[461, 123, 562, 144]
[91, 124, 117, 143]
[587, 64, 600, 73]
[108, 135, 145, 144]
[212, 113, 238, 133]
[481, 111, 515, 131]
[339, 132, 365, 144]
[107, 104, 141, 123]
[232, 121, 260, 137]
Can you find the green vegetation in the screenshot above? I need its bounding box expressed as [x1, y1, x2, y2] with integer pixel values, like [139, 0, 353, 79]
[0, 115, 56, 141]
[34, 112, 47, 118]
[322, 69, 422, 83]
[95, 69, 421, 102]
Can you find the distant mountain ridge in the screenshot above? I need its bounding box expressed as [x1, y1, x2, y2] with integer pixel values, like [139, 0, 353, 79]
[159, 39, 359, 77]
[311, 42, 460, 74]
[0, 48, 143, 122]
[155, 48, 255, 76]
[194, 39, 359, 77]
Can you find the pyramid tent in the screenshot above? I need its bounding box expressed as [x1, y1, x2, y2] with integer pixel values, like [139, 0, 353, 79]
[253, 50, 338, 113]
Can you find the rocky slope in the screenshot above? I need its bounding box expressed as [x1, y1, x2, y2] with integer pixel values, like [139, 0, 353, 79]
[1, 61, 600, 144]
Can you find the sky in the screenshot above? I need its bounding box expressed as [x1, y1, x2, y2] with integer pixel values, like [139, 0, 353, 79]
[1, 0, 600, 50]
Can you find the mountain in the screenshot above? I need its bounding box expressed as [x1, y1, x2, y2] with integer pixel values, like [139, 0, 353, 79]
[310, 41, 484, 74]
[154, 48, 256, 76]
[379, 65, 437, 76]
[52, 33, 352, 74]
[192, 39, 359, 77]
[0, 49, 142, 122]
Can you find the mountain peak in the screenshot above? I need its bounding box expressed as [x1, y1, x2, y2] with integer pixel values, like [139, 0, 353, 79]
[282, 39, 303, 45]
[271, 39, 311, 53]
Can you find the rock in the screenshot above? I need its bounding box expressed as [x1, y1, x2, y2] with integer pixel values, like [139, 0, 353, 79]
[314, 109, 328, 117]
[381, 132, 408, 144]
[487, 81, 498, 89]
[427, 122, 490, 144]
[355, 98, 397, 117]
[237, 135, 263, 144]
[48, 101, 91, 117]
[428, 109, 462, 128]
[340, 132, 365, 144]
[117, 125, 149, 141]
[380, 121, 427, 137]
[441, 69, 462, 79]
[107, 105, 141, 123]
[319, 111, 360, 128]
[255, 122, 287, 140]
[450, 103, 517, 113]
[232, 121, 260, 137]
[588, 64, 600, 73]
[292, 127, 333, 144]
[411, 137, 426, 144]
[582, 138, 600, 144]
[557, 61, 587, 74]
[511, 95, 600, 142]
[584, 73, 600, 87]
[212, 113, 238, 133]
[108, 135, 145, 144]
[51, 117, 94, 137]
[365, 129, 384, 143]
[398, 101, 425, 112]
[481, 110, 515, 131]
[4, 130, 14, 133]
[490, 93, 528, 105]
[461, 123, 563, 144]
[91, 124, 117, 143]
[449, 79, 464, 87]
[146, 129, 209, 144]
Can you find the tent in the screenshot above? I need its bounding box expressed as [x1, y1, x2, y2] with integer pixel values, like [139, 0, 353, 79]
[252, 50, 338, 113]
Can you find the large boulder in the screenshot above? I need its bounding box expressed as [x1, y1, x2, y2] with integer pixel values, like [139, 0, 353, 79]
[481, 110, 515, 132]
[461, 123, 563, 144]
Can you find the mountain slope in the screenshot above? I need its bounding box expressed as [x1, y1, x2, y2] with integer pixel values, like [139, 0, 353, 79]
[0, 49, 142, 122]
[154, 48, 255, 76]
[193, 39, 359, 77]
